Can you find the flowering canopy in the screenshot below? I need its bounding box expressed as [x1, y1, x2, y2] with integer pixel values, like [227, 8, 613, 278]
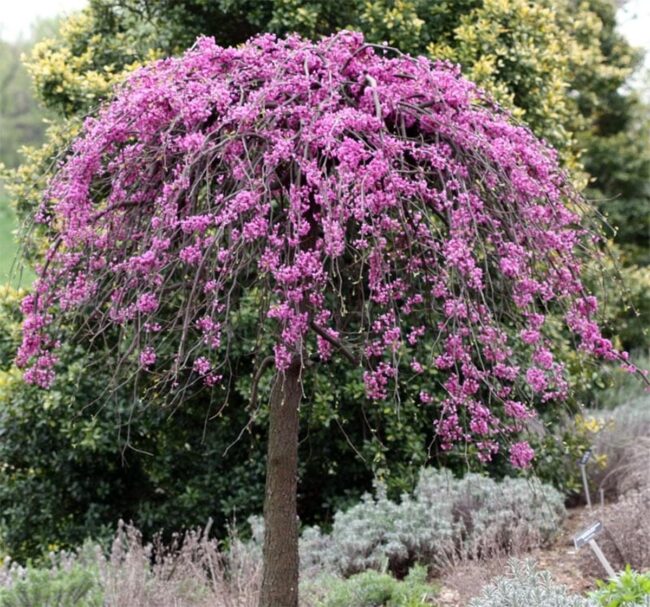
[17, 32, 629, 467]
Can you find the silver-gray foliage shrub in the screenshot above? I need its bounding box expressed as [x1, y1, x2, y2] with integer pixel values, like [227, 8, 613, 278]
[468, 560, 594, 607]
[300, 469, 565, 577]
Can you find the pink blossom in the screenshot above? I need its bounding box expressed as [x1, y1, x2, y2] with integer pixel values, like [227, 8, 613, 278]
[193, 357, 212, 375]
[509, 441, 535, 469]
[136, 293, 159, 314]
[504, 400, 531, 420]
[520, 329, 540, 345]
[532, 348, 554, 370]
[526, 367, 547, 393]
[140, 346, 157, 368]
[17, 31, 641, 471]
[179, 243, 203, 265]
[411, 360, 424, 374]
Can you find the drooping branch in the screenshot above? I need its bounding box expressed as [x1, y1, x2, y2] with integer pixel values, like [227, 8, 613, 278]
[17, 30, 640, 467]
[249, 355, 275, 409]
[310, 322, 359, 366]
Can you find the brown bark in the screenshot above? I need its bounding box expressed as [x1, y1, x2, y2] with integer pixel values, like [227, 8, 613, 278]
[258, 361, 302, 607]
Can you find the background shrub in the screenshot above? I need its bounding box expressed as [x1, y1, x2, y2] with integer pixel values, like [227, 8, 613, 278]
[0, 306, 267, 562]
[528, 412, 607, 502]
[300, 469, 565, 577]
[591, 396, 650, 497]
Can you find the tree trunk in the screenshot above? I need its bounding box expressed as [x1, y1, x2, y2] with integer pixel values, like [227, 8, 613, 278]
[258, 361, 302, 607]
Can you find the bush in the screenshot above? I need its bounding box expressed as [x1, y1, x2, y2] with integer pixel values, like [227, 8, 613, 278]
[529, 412, 607, 501]
[591, 396, 650, 497]
[300, 469, 565, 577]
[590, 566, 650, 607]
[579, 490, 650, 577]
[302, 565, 436, 607]
[468, 559, 593, 607]
[0, 562, 102, 607]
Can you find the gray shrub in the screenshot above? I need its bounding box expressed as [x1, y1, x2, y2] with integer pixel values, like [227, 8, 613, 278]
[468, 560, 594, 607]
[300, 468, 565, 577]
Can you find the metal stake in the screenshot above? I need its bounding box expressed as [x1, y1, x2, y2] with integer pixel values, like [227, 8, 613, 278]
[588, 539, 616, 578]
[580, 462, 592, 509]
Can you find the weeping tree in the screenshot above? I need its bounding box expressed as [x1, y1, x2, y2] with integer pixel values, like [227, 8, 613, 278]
[17, 32, 636, 607]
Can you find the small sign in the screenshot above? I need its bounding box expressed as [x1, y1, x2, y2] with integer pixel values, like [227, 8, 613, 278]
[579, 448, 593, 466]
[573, 521, 616, 578]
[574, 521, 603, 549]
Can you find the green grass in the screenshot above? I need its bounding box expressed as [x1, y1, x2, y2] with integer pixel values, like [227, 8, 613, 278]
[0, 188, 34, 288]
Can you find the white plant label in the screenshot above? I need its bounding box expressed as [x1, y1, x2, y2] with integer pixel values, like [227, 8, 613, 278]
[579, 448, 593, 466]
[574, 521, 603, 549]
[573, 521, 616, 578]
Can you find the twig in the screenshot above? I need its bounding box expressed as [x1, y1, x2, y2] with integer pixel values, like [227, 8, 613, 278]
[249, 355, 275, 409]
[310, 322, 359, 366]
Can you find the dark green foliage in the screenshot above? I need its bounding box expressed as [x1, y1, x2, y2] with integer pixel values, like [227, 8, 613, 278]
[0, 288, 385, 560]
[0, 288, 268, 560]
[0, 356, 266, 561]
[573, 1, 650, 267]
[584, 107, 650, 265]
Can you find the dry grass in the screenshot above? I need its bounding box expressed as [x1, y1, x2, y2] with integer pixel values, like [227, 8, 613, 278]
[99, 521, 262, 607]
[592, 396, 650, 497]
[435, 558, 510, 607]
[576, 396, 650, 578]
[596, 435, 650, 497]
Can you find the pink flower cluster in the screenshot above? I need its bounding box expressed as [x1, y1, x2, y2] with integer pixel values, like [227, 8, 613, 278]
[509, 441, 535, 469]
[17, 32, 635, 467]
